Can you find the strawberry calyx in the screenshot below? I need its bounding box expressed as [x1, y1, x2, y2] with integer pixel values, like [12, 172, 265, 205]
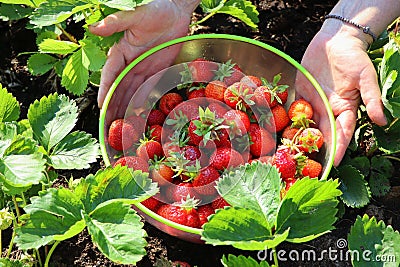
[173, 195, 201, 211]
[213, 59, 237, 81]
[225, 83, 255, 111]
[192, 107, 229, 145]
[260, 74, 289, 105]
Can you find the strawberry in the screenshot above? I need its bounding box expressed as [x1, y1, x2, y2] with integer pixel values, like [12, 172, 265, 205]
[192, 166, 220, 196]
[172, 261, 191, 267]
[197, 204, 215, 226]
[272, 146, 297, 180]
[209, 147, 244, 171]
[223, 82, 255, 111]
[171, 100, 200, 121]
[248, 123, 276, 157]
[288, 98, 314, 121]
[141, 196, 162, 211]
[301, 158, 322, 178]
[207, 101, 229, 118]
[280, 177, 297, 198]
[264, 104, 290, 133]
[126, 114, 146, 130]
[159, 92, 183, 116]
[136, 139, 164, 160]
[166, 182, 200, 202]
[187, 87, 206, 101]
[182, 145, 203, 166]
[113, 156, 149, 173]
[249, 155, 273, 164]
[254, 74, 289, 107]
[223, 109, 250, 136]
[148, 124, 163, 143]
[188, 58, 218, 82]
[108, 119, 139, 151]
[156, 199, 200, 228]
[298, 127, 324, 153]
[240, 75, 262, 89]
[281, 125, 302, 141]
[146, 109, 166, 126]
[204, 80, 227, 102]
[214, 60, 244, 85]
[211, 196, 230, 210]
[150, 161, 174, 186]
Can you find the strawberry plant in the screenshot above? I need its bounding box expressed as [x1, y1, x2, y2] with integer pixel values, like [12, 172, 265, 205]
[201, 161, 342, 266]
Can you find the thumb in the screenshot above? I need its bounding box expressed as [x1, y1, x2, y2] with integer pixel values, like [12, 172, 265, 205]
[88, 10, 138, 37]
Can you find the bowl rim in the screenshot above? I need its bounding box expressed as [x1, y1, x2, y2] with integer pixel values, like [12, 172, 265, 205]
[99, 33, 337, 236]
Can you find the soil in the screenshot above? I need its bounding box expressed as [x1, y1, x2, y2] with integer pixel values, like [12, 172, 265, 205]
[1, 0, 400, 266]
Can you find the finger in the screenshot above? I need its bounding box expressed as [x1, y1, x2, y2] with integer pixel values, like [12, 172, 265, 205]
[333, 110, 357, 166]
[98, 45, 126, 108]
[88, 10, 138, 37]
[359, 64, 387, 126]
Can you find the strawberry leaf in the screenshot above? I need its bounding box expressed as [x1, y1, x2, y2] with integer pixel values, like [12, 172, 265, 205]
[27, 93, 78, 151]
[49, 130, 99, 169]
[61, 49, 89, 95]
[15, 187, 86, 250]
[216, 161, 281, 226]
[38, 39, 80, 54]
[83, 201, 147, 264]
[27, 53, 58, 75]
[217, 0, 259, 29]
[337, 165, 371, 208]
[98, 0, 153, 10]
[348, 214, 400, 267]
[221, 254, 271, 267]
[0, 3, 33, 21]
[202, 206, 289, 250]
[275, 178, 341, 243]
[0, 85, 20, 123]
[80, 38, 107, 71]
[0, 0, 45, 7]
[373, 120, 400, 154]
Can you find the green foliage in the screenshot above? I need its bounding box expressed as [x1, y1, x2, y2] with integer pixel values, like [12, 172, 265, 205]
[221, 254, 270, 267]
[348, 214, 400, 267]
[202, 161, 341, 265]
[15, 165, 157, 264]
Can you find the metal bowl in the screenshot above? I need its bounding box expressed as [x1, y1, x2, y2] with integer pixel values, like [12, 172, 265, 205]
[99, 34, 336, 243]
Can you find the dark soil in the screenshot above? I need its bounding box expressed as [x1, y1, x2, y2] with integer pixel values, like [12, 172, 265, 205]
[2, 0, 400, 266]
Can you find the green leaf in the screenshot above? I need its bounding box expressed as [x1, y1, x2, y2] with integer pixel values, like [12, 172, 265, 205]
[221, 254, 270, 267]
[218, 0, 259, 29]
[30, 1, 94, 27]
[61, 49, 89, 95]
[27, 93, 78, 151]
[373, 122, 400, 154]
[0, 122, 18, 156]
[80, 39, 107, 71]
[0, 86, 20, 123]
[49, 130, 99, 169]
[348, 214, 400, 267]
[0, 0, 44, 7]
[337, 165, 371, 208]
[369, 156, 392, 197]
[202, 207, 288, 250]
[0, 4, 33, 21]
[381, 70, 399, 117]
[84, 201, 147, 265]
[347, 156, 370, 177]
[0, 258, 29, 267]
[27, 53, 58, 75]
[79, 165, 158, 213]
[276, 178, 341, 242]
[38, 39, 80, 54]
[98, 0, 144, 10]
[0, 136, 46, 188]
[15, 188, 86, 250]
[216, 162, 281, 226]
[35, 30, 58, 45]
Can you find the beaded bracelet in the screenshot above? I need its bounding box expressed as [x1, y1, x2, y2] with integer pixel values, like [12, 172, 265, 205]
[325, 14, 377, 42]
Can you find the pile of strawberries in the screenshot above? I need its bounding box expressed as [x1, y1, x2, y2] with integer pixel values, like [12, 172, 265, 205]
[107, 58, 325, 229]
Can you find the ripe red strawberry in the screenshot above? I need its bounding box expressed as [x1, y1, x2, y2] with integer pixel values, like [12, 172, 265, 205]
[211, 196, 230, 210]
[182, 145, 202, 166]
[253, 74, 289, 107]
[272, 146, 297, 180]
[240, 75, 262, 89]
[148, 124, 163, 143]
[172, 261, 191, 267]
[126, 114, 146, 130]
[156, 200, 200, 228]
[205, 80, 227, 102]
[302, 158, 322, 178]
[207, 101, 229, 118]
[280, 177, 297, 198]
[288, 98, 314, 120]
[136, 139, 164, 160]
[248, 123, 276, 157]
[298, 127, 324, 153]
[188, 58, 218, 82]
[141, 196, 162, 211]
[214, 60, 245, 85]
[223, 82, 254, 111]
[197, 204, 215, 226]
[113, 156, 149, 173]
[150, 161, 174, 186]
[192, 166, 220, 196]
[223, 109, 250, 135]
[159, 92, 183, 116]
[264, 104, 290, 133]
[167, 182, 200, 202]
[209, 147, 244, 171]
[249, 155, 273, 164]
[146, 109, 166, 126]
[186, 88, 206, 105]
[162, 140, 181, 158]
[108, 119, 139, 151]
[282, 125, 302, 141]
